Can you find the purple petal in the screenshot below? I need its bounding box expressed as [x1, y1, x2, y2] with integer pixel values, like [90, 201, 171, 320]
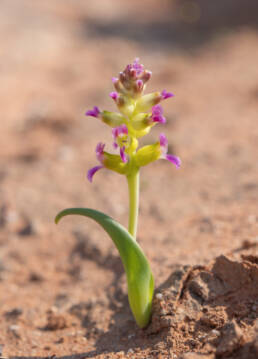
[136, 79, 143, 91]
[113, 142, 118, 149]
[87, 165, 103, 182]
[96, 142, 105, 161]
[112, 124, 128, 140]
[125, 58, 144, 78]
[109, 91, 118, 101]
[112, 127, 119, 139]
[166, 154, 181, 168]
[112, 77, 118, 83]
[159, 133, 168, 148]
[128, 68, 137, 78]
[141, 70, 152, 83]
[150, 105, 166, 123]
[152, 115, 166, 124]
[120, 146, 127, 163]
[85, 106, 100, 118]
[120, 124, 128, 135]
[132, 58, 144, 76]
[161, 90, 174, 100]
[152, 104, 163, 115]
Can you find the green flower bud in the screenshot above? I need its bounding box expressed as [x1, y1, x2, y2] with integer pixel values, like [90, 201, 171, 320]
[101, 111, 126, 127]
[131, 113, 150, 131]
[135, 142, 161, 167]
[117, 96, 135, 117]
[103, 152, 129, 174]
[135, 92, 162, 112]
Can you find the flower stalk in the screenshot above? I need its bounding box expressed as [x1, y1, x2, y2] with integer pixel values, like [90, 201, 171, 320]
[127, 168, 140, 239]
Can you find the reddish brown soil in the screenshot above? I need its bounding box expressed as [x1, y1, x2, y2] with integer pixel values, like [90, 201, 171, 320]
[0, 1, 258, 358]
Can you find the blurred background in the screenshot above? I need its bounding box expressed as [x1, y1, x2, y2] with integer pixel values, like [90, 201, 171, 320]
[0, 0, 258, 354]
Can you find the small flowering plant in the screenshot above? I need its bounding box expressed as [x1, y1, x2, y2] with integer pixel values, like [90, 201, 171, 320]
[55, 59, 180, 328]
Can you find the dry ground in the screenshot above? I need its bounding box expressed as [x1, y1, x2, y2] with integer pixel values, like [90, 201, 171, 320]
[0, 1, 258, 358]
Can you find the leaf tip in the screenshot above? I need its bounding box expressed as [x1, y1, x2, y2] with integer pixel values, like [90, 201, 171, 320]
[54, 213, 61, 225]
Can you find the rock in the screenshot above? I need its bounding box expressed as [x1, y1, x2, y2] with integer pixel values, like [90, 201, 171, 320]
[200, 307, 227, 329]
[45, 312, 67, 331]
[188, 275, 210, 302]
[155, 293, 163, 300]
[216, 320, 244, 356]
[8, 324, 20, 339]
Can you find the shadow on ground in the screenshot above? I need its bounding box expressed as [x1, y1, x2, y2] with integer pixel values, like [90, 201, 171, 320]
[80, 0, 258, 51]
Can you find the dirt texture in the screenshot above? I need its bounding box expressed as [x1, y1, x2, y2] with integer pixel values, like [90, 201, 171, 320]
[0, 0, 258, 358]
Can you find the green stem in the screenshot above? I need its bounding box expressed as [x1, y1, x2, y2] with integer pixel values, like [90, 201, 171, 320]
[127, 169, 140, 240]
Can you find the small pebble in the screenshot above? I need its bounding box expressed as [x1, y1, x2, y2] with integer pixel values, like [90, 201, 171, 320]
[198, 333, 207, 339]
[155, 293, 163, 300]
[211, 329, 220, 336]
[9, 324, 19, 331]
[8, 324, 20, 338]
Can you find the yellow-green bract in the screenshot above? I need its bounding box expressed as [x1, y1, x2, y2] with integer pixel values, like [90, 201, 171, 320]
[55, 208, 154, 328]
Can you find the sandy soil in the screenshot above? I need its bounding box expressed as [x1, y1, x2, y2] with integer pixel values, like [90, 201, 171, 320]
[0, 1, 258, 358]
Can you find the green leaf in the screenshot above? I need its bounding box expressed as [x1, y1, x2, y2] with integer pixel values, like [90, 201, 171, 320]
[55, 208, 154, 328]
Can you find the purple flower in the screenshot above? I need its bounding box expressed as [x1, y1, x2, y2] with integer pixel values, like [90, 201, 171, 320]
[96, 142, 105, 162]
[150, 105, 166, 124]
[85, 106, 100, 118]
[161, 90, 174, 100]
[112, 125, 129, 162]
[159, 133, 168, 148]
[112, 124, 128, 140]
[159, 133, 181, 168]
[109, 91, 119, 101]
[87, 142, 105, 182]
